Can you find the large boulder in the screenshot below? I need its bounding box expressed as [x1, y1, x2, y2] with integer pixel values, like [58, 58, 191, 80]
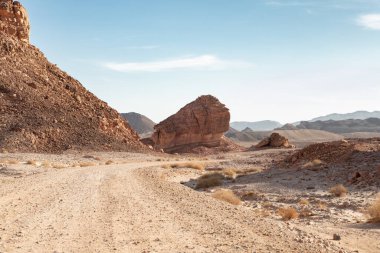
[254, 133, 292, 149]
[151, 95, 230, 153]
[0, 0, 30, 43]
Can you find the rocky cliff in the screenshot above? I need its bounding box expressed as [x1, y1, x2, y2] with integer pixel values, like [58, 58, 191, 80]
[151, 95, 230, 153]
[0, 1, 144, 152]
[0, 0, 29, 43]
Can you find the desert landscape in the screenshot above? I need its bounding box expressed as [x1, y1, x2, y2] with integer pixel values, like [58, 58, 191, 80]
[1, 1, 380, 253]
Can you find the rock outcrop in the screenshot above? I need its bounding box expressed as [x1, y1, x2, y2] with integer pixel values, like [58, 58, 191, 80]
[0, 2, 144, 152]
[151, 95, 230, 153]
[0, 0, 29, 43]
[254, 133, 292, 149]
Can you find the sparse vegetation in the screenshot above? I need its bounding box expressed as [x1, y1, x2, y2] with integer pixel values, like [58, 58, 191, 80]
[41, 161, 51, 168]
[26, 160, 37, 166]
[79, 162, 97, 167]
[367, 196, 380, 223]
[329, 184, 348, 197]
[212, 189, 241, 205]
[105, 160, 114, 165]
[167, 162, 205, 171]
[52, 163, 66, 169]
[278, 207, 299, 220]
[222, 168, 237, 179]
[195, 173, 224, 189]
[298, 198, 310, 206]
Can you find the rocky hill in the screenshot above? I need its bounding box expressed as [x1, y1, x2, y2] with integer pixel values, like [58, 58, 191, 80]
[298, 118, 380, 133]
[0, 1, 144, 152]
[121, 112, 155, 135]
[310, 111, 380, 122]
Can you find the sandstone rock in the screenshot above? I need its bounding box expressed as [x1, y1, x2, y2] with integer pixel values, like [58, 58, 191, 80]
[151, 95, 230, 153]
[255, 133, 292, 149]
[0, 0, 29, 43]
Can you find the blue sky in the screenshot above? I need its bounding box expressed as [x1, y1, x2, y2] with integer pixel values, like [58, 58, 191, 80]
[24, 0, 380, 123]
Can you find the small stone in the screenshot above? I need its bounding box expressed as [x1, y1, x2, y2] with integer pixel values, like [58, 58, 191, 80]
[333, 234, 341, 241]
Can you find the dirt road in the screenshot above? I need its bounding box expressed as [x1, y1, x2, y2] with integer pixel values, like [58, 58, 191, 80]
[0, 160, 345, 253]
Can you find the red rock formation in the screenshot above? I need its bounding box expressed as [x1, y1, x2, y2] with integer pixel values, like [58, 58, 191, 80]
[0, 0, 29, 43]
[254, 133, 292, 149]
[151, 95, 230, 153]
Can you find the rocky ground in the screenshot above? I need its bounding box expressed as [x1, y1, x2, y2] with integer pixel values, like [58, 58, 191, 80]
[0, 149, 378, 253]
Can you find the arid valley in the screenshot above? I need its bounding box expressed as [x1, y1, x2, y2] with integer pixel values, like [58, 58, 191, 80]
[1, 0, 380, 253]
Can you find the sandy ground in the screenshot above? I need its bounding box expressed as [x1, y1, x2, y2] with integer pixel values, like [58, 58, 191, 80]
[0, 151, 378, 253]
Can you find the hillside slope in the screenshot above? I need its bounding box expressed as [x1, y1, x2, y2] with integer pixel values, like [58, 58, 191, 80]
[121, 112, 155, 135]
[0, 33, 143, 152]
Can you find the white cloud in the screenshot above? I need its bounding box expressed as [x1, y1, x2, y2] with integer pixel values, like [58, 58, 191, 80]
[357, 14, 380, 30]
[104, 55, 252, 72]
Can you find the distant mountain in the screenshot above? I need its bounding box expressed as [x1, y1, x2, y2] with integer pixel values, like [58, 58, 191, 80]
[310, 111, 380, 122]
[298, 118, 380, 134]
[230, 120, 282, 131]
[121, 112, 156, 135]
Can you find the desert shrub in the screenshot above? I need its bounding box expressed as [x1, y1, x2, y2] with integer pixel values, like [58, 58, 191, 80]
[105, 160, 114, 165]
[368, 196, 380, 223]
[195, 173, 224, 189]
[329, 184, 348, 197]
[278, 207, 299, 220]
[223, 168, 237, 179]
[299, 208, 313, 218]
[184, 162, 205, 171]
[169, 162, 205, 171]
[26, 160, 37, 165]
[79, 162, 96, 167]
[298, 199, 310, 206]
[316, 201, 328, 210]
[212, 189, 241, 205]
[41, 161, 51, 168]
[241, 191, 260, 201]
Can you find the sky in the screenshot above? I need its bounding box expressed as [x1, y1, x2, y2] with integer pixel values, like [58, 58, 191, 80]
[23, 0, 380, 124]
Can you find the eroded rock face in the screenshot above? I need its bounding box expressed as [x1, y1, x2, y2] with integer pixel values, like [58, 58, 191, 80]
[255, 133, 292, 149]
[151, 95, 230, 153]
[0, 0, 29, 43]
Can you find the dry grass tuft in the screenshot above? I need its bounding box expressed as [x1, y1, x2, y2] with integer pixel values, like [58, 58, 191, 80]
[316, 201, 328, 210]
[329, 184, 348, 197]
[41, 161, 51, 168]
[223, 168, 237, 179]
[212, 189, 241, 205]
[181, 162, 205, 171]
[302, 159, 323, 168]
[195, 173, 224, 189]
[26, 160, 37, 166]
[168, 162, 205, 171]
[79, 162, 97, 167]
[52, 164, 66, 169]
[105, 160, 114, 165]
[298, 198, 310, 206]
[368, 196, 380, 223]
[278, 207, 299, 220]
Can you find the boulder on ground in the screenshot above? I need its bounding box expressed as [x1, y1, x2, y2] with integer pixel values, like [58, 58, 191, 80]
[254, 133, 293, 149]
[150, 95, 231, 153]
